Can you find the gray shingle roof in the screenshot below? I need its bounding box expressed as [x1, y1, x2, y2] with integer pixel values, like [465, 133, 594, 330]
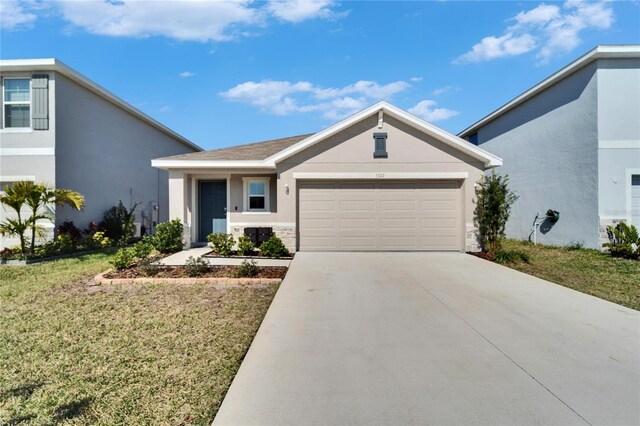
[156, 134, 313, 162]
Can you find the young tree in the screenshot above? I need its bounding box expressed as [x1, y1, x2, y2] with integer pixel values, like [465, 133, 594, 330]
[474, 172, 518, 257]
[0, 181, 85, 255]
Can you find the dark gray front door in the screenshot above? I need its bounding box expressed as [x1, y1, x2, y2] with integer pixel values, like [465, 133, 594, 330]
[199, 180, 227, 242]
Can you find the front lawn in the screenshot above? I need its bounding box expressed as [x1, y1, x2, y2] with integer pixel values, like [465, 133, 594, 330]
[0, 253, 278, 425]
[497, 240, 640, 310]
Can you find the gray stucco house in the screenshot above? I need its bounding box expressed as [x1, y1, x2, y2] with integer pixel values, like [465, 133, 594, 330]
[0, 58, 201, 249]
[153, 101, 502, 253]
[459, 45, 640, 249]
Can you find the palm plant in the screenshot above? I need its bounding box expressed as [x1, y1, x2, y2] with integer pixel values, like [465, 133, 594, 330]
[0, 181, 85, 255]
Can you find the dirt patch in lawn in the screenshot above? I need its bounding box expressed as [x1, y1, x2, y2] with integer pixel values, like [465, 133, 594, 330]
[103, 265, 288, 280]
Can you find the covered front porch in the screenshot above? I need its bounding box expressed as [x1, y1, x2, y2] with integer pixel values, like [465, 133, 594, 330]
[166, 170, 290, 249]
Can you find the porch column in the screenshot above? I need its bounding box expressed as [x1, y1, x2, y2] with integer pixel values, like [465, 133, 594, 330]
[168, 171, 191, 249]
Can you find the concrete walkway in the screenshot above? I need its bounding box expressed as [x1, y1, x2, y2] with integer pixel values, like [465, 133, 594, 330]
[214, 252, 639, 425]
[159, 247, 292, 267]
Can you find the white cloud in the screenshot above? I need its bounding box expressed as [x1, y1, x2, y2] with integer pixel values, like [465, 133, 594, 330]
[410, 77, 423, 82]
[158, 105, 172, 113]
[221, 79, 410, 119]
[4, 0, 342, 42]
[408, 100, 459, 122]
[180, 71, 196, 78]
[432, 85, 461, 96]
[455, 32, 536, 63]
[455, 0, 614, 64]
[0, 0, 37, 30]
[57, 0, 260, 42]
[266, 0, 337, 23]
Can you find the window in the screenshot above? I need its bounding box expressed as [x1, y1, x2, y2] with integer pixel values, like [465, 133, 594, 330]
[243, 177, 270, 212]
[3, 79, 31, 128]
[468, 132, 479, 145]
[373, 132, 388, 158]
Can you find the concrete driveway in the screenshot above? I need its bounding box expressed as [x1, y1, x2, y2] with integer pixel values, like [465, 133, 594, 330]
[214, 253, 639, 425]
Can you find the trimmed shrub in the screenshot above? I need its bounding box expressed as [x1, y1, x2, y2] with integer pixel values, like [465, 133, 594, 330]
[138, 256, 162, 277]
[90, 231, 112, 248]
[237, 235, 255, 256]
[603, 222, 640, 260]
[110, 247, 136, 270]
[236, 259, 259, 278]
[474, 172, 518, 257]
[207, 233, 235, 256]
[185, 256, 210, 277]
[153, 219, 184, 253]
[57, 221, 82, 244]
[99, 201, 138, 243]
[494, 250, 530, 264]
[132, 236, 155, 259]
[55, 234, 77, 252]
[259, 235, 288, 258]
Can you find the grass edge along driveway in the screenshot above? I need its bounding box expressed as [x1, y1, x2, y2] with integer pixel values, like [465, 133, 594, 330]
[0, 252, 278, 425]
[495, 239, 639, 311]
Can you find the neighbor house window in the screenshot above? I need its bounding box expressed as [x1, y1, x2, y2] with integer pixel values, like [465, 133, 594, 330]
[3, 78, 31, 128]
[468, 132, 479, 145]
[243, 177, 270, 212]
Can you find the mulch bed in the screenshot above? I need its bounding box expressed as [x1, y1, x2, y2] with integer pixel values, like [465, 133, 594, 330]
[204, 250, 293, 260]
[467, 251, 493, 261]
[104, 266, 288, 280]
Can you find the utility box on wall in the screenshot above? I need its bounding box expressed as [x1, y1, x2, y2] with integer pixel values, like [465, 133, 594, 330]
[244, 227, 273, 247]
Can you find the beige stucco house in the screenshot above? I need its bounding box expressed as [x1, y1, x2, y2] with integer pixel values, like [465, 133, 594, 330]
[152, 102, 502, 252]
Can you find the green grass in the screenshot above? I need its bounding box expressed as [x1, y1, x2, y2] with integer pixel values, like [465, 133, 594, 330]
[498, 240, 640, 310]
[0, 253, 278, 425]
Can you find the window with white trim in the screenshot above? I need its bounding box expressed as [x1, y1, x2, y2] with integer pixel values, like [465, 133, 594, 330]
[243, 177, 270, 212]
[3, 78, 31, 128]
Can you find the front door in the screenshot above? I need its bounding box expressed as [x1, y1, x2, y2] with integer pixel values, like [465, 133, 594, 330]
[199, 180, 227, 242]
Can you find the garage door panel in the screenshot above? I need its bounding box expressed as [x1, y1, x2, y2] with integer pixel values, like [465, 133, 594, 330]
[339, 236, 377, 249]
[340, 218, 376, 229]
[299, 180, 461, 251]
[340, 199, 376, 211]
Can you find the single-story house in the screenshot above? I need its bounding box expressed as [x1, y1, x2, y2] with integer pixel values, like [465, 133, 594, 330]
[152, 101, 502, 252]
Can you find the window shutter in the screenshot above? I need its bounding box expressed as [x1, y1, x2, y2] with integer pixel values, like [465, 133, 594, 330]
[373, 132, 388, 158]
[31, 74, 49, 130]
[0, 77, 3, 129]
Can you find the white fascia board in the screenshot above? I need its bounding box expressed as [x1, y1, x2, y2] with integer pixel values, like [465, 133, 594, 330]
[0, 58, 202, 152]
[292, 172, 470, 180]
[459, 45, 640, 137]
[151, 159, 276, 170]
[268, 101, 502, 168]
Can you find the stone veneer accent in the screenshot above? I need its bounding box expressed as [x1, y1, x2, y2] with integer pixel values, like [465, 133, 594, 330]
[230, 225, 297, 253]
[465, 223, 480, 252]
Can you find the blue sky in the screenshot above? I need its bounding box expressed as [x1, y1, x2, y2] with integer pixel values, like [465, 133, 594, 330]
[1, 0, 639, 150]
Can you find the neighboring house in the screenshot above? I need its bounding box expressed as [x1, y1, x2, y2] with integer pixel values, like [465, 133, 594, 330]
[459, 45, 640, 249]
[0, 58, 201, 249]
[152, 101, 502, 252]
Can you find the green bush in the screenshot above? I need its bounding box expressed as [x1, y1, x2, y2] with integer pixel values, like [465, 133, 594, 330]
[153, 219, 184, 253]
[110, 247, 136, 270]
[494, 250, 530, 264]
[565, 241, 585, 251]
[603, 222, 640, 260]
[185, 256, 210, 277]
[55, 234, 77, 252]
[474, 172, 518, 257]
[99, 201, 138, 243]
[89, 231, 112, 248]
[236, 259, 259, 278]
[237, 235, 255, 256]
[138, 256, 162, 277]
[207, 233, 235, 256]
[132, 236, 155, 259]
[259, 235, 289, 258]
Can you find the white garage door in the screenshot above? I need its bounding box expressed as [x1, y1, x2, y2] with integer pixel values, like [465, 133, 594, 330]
[298, 180, 462, 251]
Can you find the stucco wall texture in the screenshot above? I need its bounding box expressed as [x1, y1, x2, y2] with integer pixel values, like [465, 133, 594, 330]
[476, 62, 601, 248]
[474, 56, 640, 249]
